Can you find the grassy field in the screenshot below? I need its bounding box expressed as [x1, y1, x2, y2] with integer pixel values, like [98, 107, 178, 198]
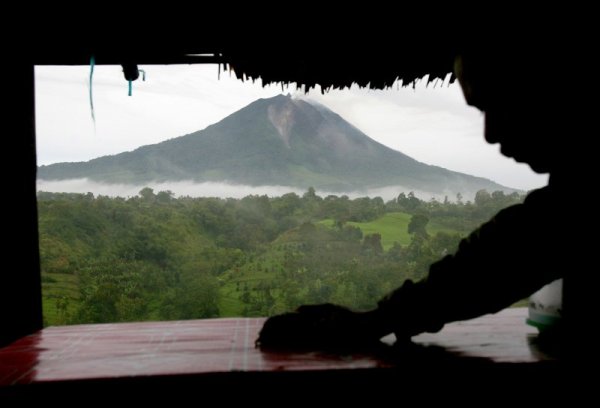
[320, 212, 462, 250]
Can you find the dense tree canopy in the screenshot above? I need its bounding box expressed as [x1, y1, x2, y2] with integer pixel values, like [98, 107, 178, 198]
[37, 188, 524, 326]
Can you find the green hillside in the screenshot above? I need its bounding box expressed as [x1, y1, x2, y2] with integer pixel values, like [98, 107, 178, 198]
[37, 188, 524, 326]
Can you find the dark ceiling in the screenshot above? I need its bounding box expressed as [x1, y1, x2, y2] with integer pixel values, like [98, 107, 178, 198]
[27, 33, 458, 91]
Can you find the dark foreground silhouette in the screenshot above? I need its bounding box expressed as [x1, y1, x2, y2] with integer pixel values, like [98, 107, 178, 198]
[257, 48, 580, 351]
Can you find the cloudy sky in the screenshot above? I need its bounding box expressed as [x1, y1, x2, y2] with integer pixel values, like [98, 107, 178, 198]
[35, 64, 548, 192]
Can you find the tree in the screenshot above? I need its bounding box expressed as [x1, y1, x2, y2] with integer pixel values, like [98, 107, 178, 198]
[340, 225, 362, 241]
[386, 242, 404, 262]
[474, 189, 491, 207]
[408, 214, 429, 237]
[272, 192, 301, 218]
[156, 190, 174, 203]
[139, 187, 155, 203]
[160, 274, 220, 320]
[430, 232, 461, 257]
[362, 233, 383, 254]
[398, 191, 421, 212]
[303, 187, 317, 200]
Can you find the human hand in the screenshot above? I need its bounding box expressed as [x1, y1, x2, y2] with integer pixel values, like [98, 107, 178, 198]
[256, 303, 385, 351]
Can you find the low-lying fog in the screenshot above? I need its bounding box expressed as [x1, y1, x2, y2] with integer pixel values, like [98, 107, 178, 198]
[37, 178, 479, 202]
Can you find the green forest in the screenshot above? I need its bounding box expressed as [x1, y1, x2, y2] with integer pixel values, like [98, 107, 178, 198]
[37, 188, 524, 326]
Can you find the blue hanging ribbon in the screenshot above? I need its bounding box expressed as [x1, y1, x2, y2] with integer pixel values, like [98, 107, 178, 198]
[89, 56, 96, 124]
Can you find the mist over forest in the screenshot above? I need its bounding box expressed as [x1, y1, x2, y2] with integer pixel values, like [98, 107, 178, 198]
[37, 178, 486, 202]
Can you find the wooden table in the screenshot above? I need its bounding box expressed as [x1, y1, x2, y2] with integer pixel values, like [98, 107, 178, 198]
[0, 308, 566, 402]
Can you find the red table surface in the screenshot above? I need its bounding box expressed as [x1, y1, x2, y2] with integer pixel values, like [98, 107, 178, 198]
[0, 308, 548, 386]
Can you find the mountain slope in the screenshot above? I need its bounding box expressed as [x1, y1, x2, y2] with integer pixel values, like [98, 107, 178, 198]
[38, 94, 511, 194]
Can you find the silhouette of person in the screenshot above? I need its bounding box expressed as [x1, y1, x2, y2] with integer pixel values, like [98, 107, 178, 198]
[256, 48, 577, 350]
